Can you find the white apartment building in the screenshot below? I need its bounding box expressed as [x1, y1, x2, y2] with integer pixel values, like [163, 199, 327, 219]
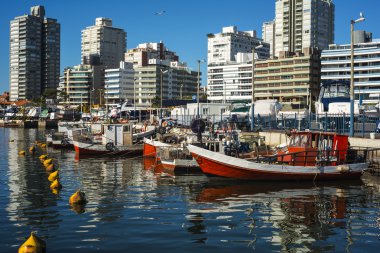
[104, 62, 134, 107]
[208, 53, 253, 103]
[207, 26, 270, 65]
[262, 20, 276, 58]
[273, 0, 334, 57]
[81, 18, 126, 68]
[321, 38, 380, 105]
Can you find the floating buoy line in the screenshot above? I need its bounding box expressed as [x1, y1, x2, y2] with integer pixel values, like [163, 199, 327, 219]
[18, 140, 87, 251]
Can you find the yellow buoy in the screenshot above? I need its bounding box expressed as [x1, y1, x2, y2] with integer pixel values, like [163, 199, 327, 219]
[48, 170, 59, 182]
[29, 146, 35, 152]
[69, 190, 86, 205]
[18, 232, 46, 253]
[50, 179, 62, 190]
[51, 188, 59, 195]
[46, 163, 55, 172]
[43, 159, 53, 167]
[19, 151, 26, 156]
[41, 144, 46, 148]
[39, 154, 48, 160]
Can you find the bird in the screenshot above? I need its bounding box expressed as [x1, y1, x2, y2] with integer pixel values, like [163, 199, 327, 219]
[154, 10, 166, 16]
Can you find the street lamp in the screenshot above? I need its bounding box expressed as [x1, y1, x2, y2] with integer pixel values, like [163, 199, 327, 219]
[180, 84, 183, 99]
[197, 59, 206, 119]
[251, 44, 263, 131]
[160, 69, 169, 119]
[350, 12, 365, 137]
[224, 81, 227, 103]
[80, 92, 87, 116]
[134, 77, 138, 120]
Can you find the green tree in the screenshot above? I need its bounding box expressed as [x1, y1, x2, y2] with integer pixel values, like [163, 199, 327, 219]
[43, 88, 58, 99]
[151, 96, 160, 108]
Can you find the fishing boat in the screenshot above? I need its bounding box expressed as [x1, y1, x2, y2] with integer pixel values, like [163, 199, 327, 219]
[156, 145, 201, 174]
[73, 124, 142, 157]
[187, 131, 377, 181]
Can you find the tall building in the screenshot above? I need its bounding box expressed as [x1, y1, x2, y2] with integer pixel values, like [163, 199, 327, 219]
[134, 60, 198, 106]
[321, 37, 380, 105]
[81, 18, 126, 68]
[125, 42, 198, 106]
[254, 48, 321, 106]
[58, 65, 102, 107]
[104, 62, 135, 107]
[9, 6, 60, 101]
[208, 53, 254, 103]
[207, 26, 270, 103]
[274, 0, 334, 57]
[125, 42, 179, 67]
[207, 26, 270, 65]
[262, 20, 276, 58]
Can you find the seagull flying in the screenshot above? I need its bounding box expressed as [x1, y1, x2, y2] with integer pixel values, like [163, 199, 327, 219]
[155, 10, 166, 16]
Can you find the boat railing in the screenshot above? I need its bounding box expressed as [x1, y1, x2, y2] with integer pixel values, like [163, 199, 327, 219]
[251, 147, 380, 167]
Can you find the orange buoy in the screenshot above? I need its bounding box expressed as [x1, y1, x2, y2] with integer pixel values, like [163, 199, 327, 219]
[48, 170, 59, 182]
[18, 232, 46, 253]
[29, 146, 35, 152]
[19, 151, 26, 156]
[69, 190, 86, 205]
[50, 179, 62, 190]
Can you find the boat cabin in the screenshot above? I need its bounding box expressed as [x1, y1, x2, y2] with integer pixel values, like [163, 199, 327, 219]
[278, 131, 349, 166]
[102, 124, 134, 146]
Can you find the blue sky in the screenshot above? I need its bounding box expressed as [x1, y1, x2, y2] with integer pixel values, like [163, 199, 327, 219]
[0, 0, 378, 92]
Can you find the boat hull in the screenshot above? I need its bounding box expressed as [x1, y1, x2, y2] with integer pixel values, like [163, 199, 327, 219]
[160, 159, 201, 174]
[188, 145, 366, 181]
[73, 141, 142, 157]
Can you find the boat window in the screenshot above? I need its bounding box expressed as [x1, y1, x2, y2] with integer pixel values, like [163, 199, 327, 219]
[299, 135, 310, 147]
[289, 135, 300, 147]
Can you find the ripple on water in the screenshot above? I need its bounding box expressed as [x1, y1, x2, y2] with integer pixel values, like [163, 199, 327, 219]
[1, 129, 380, 252]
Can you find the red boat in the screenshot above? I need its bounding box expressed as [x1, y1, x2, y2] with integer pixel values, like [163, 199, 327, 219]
[143, 138, 171, 158]
[188, 131, 373, 181]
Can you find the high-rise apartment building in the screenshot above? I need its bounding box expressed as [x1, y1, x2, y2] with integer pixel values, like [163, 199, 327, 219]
[321, 37, 380, 105]
[262, 20, 276, 58]
[254, 48, 321, 106]
[207, 26, 270, 65]
[273, 0, 334, 57]
[9, 6, 60, 101]
[59, 65, 103, 107]
[125, 42, 197, 106]
[104, 62, 135, 106]
[207, 26, 270, 103]
[134, 60, 198, 106]
[208, 53, 254, 103]
[81, 18, 126, 68]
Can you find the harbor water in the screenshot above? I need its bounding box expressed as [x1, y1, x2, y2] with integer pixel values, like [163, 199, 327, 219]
[1, 128, 380, 252]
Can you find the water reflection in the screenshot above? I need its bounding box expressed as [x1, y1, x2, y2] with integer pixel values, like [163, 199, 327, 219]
[5, 129, 61, 236]
[1, 129, 380, 252]
[186, 180, 373, 252]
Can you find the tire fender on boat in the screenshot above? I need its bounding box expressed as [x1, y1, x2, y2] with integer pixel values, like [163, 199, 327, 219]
[106, 142, 115, 151]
